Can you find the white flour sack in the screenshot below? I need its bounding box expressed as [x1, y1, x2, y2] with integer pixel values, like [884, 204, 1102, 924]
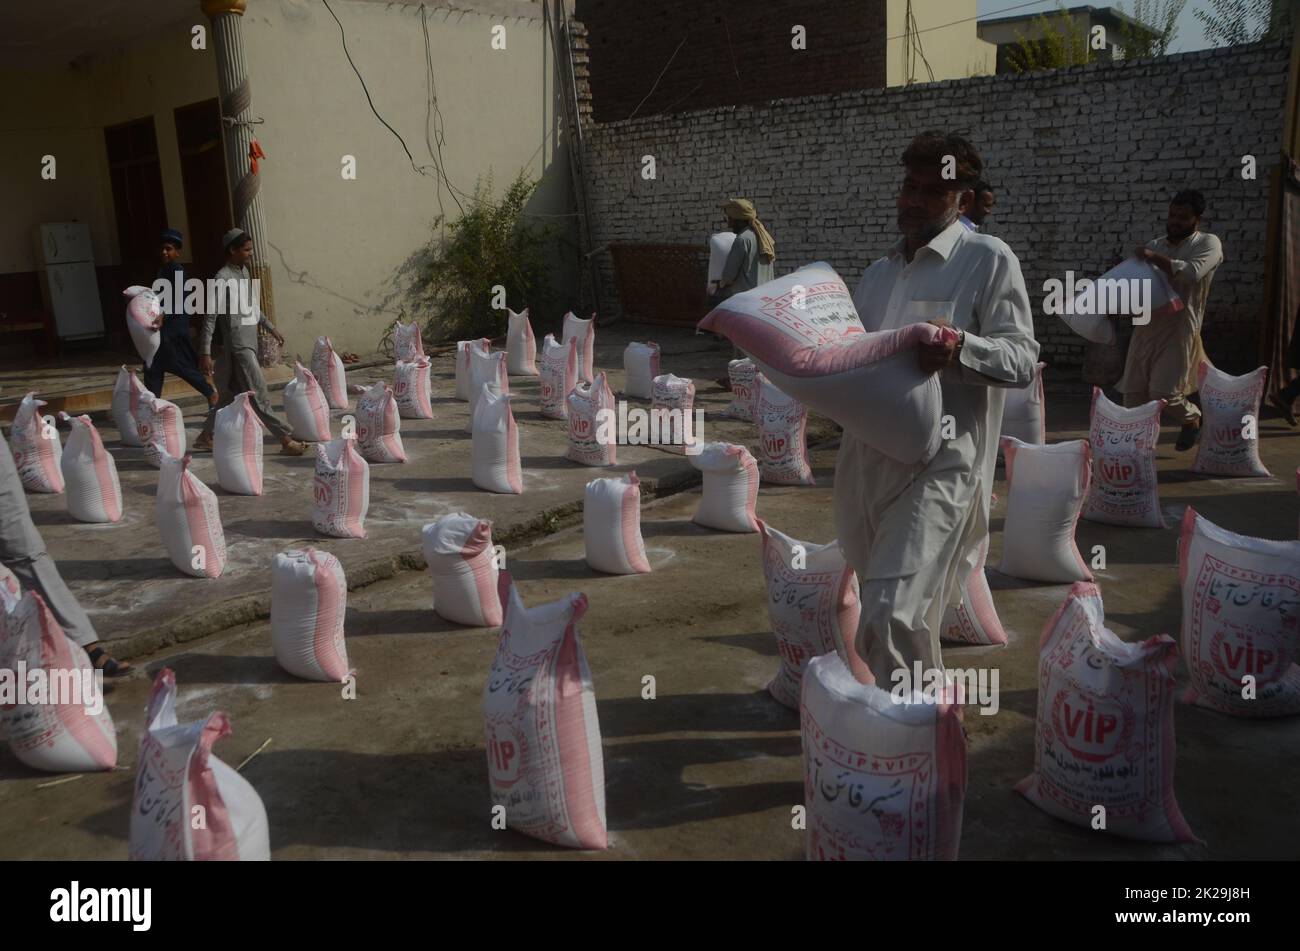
[484, 573, 607, 850]
[311, 335, 349, 409]
[756, 378, 814, 485]
[940, 535, 1007, 647]
[422, 513, 502, 626]
[698, 263, 953, 464]
[723, 357, 758, 422]
[130, 668, 270, 861]
[758, 520, 868, 708]
[213, 392, 266, 496]
[1083, 389, 1164, 529]
[707, 231, 737, 289]
[123, 285, 162, 368]
[394, 357, 434, 419]
[584, 473, 650, 575]
[284, 362, 333, 443]
[157, 453, 227, 579]
[568, 372, 617, 467]
[57, 413, 122, 523]
[10, 393, 63, 493]
[112, 366, 147, 446]
[563, 311, 597, 384]
[465, 347, 510, 434]
[650, 373, 697, 453]
[998, 437, 1092, 583]
[802, 653, 966, 861]
[271, 548, 350, 682]
[455, 338, 491, 402]
[539, 334, 579, 420]
[507, 307, 538, 375]
[313, 438, 369, 539]
[0, 561, 19, 597]
[393, 319, 425, 362]
[1193, 363, 1270, 478]
[1000, 361, 1046, 445]
[691, 442, 760, 532]
[622, 341, 660, 399]
[356, 381, 406, 463]
[1177, 508, 1300, 716]
[1015, 582, 1197, 843]
[0, 590, 117, 773]
[471, 388, 523, 495]
[137, 392, 187, 468]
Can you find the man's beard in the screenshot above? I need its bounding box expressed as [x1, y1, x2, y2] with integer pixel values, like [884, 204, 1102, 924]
[1166, 225, 1194, 242]
[898, 207, 959, 244]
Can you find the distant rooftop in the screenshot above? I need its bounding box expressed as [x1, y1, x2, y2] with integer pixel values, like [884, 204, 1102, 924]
[978, 3, 1161, 38]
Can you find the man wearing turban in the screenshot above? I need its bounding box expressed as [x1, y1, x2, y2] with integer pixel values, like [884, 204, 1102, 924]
[715, 198, 776, 299]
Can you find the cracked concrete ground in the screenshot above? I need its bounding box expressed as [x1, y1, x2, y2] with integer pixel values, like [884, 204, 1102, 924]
[2, 325, 1298, 859]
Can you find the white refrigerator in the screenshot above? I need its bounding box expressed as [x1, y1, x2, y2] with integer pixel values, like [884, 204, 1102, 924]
[36, 222, 105, 340]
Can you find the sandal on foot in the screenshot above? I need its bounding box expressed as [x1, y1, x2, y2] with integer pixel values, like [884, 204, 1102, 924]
[1269, 394, 1297, 428]
[87, 646, 133, 677]
[280, 438, 307, 456]
[192, 432, 214, 451]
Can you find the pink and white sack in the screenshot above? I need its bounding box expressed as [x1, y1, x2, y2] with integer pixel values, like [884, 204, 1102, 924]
[1083, 390, 1164, 528]
[465, 347, 509, 434]
[130, 668, 270, 861]
[393, 319, 425, 362]
[690, 442, 759, 532]
[422, 513, 502, 626]
[0, 561, 19, 597]
[998, 437, 1092, 583]
[584, 473, 650, 575]
[801, 652, 966, 860]
[10, 393, 63, 493]
[356, 381, 406, 463]
[1177, 507, 1300, 717]
[123, 285, 162, 368]
[1015, 582, 1198, 843]
[283, 362, 333, 443]
[756, 378, 814, 485]
[1000, 362, 1046, 445]
[506, 307, 538, 376]
[940, 535, 1008, 647]
[455, 338, 491, 402]
[271, 548, 350, 682]
[699, 263, 956, 464]
[57, 413, 122, 523]
[539, 334, 578, 420]
[484, 573, 607, 850]
[1058, 258, 1183, 346]
[0, 589, 117, 773]
[157, 453, 227, 579]
[137, 392, 187, 468]
[112, 366, 147, 447]
[562, 311, 596, 384]
[313, 438, 370, 539]
[707, 231, 737, 290]
[650, 373, 697, 454]
[758, 520, 869, 708]
[622, 341, 660, 399]
[471, 388, 523, 495]
[1192, 363, 1270, 478]
[567, 372, 617, 467]
[394, 357, 434, 419]
[311, 336, 348, 410]
[722, 358, 758, 422]
[213, 392, 266, 496]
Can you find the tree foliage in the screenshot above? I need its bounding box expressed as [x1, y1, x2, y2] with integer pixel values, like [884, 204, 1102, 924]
[1117, 0, 1187, 58]
[1006, 5, 1092, 73]
[1194, 0, 1293, 46]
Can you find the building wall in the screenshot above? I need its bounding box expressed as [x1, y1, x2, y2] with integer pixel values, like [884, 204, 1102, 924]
[886, 0, 997, 85]
[578, 40, 1288, 373]
[573, 0, 888, 123]
[243, 0, 574, 355]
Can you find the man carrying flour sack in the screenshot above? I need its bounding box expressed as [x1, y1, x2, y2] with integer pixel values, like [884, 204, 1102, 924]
[1118, 189, 1223, 450]
[835, 131, 1039, 684]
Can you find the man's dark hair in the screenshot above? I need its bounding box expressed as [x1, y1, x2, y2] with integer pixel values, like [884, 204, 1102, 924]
[974, 180, 993, 196]
[901, 131, 984, 189]
[1170, 189, 1206, 217]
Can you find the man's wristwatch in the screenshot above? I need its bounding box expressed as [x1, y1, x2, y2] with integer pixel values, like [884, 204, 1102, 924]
[954, 329, 966, 358]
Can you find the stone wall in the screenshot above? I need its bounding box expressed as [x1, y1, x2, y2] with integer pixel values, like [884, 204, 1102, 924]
[575, 38, 1288, 373]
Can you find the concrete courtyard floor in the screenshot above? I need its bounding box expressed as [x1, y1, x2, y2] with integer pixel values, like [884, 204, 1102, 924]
[2, 325, 1298, 859]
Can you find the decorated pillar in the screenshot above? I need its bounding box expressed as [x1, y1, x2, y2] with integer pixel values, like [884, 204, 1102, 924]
[201, 0, 275, 324]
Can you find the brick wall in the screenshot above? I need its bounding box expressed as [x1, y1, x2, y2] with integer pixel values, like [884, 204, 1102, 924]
[573, 0, 887, 124]
[575, 38, 1289, 374]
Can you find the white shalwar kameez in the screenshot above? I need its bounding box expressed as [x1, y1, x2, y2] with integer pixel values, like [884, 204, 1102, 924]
[834, 220, 1040, 682]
